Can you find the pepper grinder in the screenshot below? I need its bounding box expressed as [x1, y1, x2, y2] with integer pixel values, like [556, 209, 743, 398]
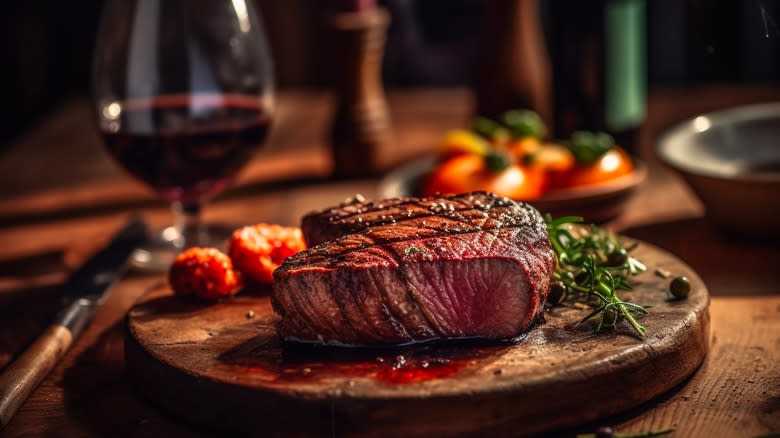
[326, 1, 393, 178]
[473, 0, 552, 126]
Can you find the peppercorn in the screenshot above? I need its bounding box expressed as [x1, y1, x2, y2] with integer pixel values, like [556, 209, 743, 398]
[547, 281, 568, 306]
[607, 248, 628, 266]
[670, 276, 691, 299]
[601, 307, 619, 326]
[574, 270, 590, 285]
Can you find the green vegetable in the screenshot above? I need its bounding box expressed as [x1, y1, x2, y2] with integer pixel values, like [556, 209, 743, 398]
[670, 276, 691, 299]
[483, 150, 512, 173]
[502, 109, 546, 139]
[520, 152, 537, 166]
[473, 117, 510, 142]
[567, 130, 615, 164]
[545, 215, 648, 336]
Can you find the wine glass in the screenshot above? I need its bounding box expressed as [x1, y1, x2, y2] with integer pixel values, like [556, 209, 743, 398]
[92, 0, 274, 270]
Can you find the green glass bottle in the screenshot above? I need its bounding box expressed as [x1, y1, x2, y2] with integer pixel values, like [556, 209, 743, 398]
[549, 0, 647, 154]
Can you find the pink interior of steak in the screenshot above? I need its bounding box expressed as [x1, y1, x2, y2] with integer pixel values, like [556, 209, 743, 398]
[274, 249, 538, 345]
[403, 257, 531, 339]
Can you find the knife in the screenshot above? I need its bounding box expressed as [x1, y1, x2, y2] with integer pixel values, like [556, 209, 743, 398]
[0, 218, 148, 429]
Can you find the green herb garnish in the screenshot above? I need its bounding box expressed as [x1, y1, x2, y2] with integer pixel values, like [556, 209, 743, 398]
[483, 150, 512, 172]
[545, 215, 648, 336]
[567, 130, 615, 164]
[403, 245, 422, 256]
[473, 117, 510, 142]
[474, 109, 546, 141]
[502, 109, 546, 139]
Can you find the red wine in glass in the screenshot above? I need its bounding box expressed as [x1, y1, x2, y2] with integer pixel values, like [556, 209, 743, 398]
[101, 94, 271, 204]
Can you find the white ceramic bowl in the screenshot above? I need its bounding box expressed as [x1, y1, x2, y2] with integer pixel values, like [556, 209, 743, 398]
[656, 102, 780, 236]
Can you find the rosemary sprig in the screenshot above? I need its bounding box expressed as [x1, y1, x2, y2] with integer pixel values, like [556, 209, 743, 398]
[545, 214, 648, 336]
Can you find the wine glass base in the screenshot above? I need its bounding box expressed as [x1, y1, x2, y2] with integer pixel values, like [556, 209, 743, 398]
[130, 224, 236, 273]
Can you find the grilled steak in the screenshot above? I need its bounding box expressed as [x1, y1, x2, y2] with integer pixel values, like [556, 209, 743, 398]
[273, 192, 556, 345]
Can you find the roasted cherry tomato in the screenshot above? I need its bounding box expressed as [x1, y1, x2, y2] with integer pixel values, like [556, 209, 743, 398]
[169, 247, 243, 301]
[546, 146, 633, 190]
[228, 224, 306, 285]
[507, 137, 542, 160]
[530, 144, 576, 173]
[422, 154, 543, 200]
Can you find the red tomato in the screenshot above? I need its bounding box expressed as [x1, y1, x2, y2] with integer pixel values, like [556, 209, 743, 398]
[422, 154, 543, 200]
[228, 224, 306, 285]
[547, 147, 634, 190]
[507, 137, 541, 159]
[531, 144, 576, 173]
[169, 247, 243, 301]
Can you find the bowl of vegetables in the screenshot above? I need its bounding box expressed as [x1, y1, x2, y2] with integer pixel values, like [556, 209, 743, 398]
[379, 110, 646, 222]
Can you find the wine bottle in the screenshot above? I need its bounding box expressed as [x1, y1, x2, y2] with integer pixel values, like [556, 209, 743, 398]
[549, 0, 647, 154]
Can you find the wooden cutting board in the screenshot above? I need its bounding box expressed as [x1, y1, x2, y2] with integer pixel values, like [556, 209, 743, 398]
[125, 241, 709, 437]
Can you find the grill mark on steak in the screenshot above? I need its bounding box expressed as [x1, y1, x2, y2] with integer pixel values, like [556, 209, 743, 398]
[293, 221, 536, 270]
[319, 193, 489, 221]
[302, 192, 511, 246]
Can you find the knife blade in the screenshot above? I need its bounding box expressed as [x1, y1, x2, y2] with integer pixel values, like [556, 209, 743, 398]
[0, 218, 148, 429]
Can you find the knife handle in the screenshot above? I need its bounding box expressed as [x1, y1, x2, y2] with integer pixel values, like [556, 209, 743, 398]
[0, 324, 73, 429]
[0, 298, 91, 429]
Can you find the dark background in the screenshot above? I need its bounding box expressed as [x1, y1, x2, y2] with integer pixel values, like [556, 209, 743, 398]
[2, 0, 778, 146]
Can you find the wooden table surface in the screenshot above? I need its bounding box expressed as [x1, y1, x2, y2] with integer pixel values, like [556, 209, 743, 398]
[0, 87, 778, 437]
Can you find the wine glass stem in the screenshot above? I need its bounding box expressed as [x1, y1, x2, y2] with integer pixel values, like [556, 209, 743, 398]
[172, 202, 204, 249]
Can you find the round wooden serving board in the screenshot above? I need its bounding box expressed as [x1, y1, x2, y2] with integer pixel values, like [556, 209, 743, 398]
[125, 242, 710, 437]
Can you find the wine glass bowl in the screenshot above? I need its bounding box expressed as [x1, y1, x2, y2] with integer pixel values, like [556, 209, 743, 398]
[93, 0, 274, 270]
[99, 94, 271, 204]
